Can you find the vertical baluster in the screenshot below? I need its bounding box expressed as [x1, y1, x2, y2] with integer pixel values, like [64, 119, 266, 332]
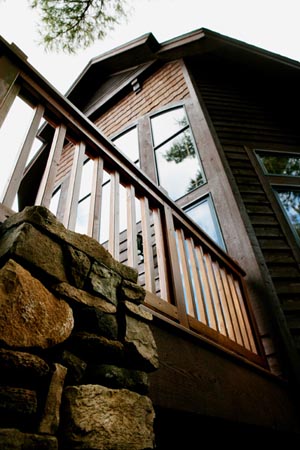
[163, 204, 188, 327]
[203, 252, 227, 335]
[88, 156, 104, 240]
[194, 246, 217, 330]
[63, 141, 86, 230]
[108, 171, 120, 260]
[153, 207, 170, 302]
[227, 274, 251, 349]
[140, 196, 156, 293]
[234, 280, 257, 353]
[126, 184, 138, 269]
[212, 260, 235, 341]
[176, 229, 196, 318]
[220, 268, 243, 346]
[35, 124, 66, 207]
[1, 104, 44, 207]
[186, 238, 208, 324]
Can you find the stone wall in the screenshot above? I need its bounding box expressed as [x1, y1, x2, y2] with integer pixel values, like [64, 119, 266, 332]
[0, 206, 158, 450]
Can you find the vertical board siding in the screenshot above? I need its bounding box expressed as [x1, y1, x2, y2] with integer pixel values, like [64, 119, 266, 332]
[190, 58, 300, 351]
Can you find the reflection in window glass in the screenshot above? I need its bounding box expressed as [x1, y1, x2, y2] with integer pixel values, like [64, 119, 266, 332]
[277, 189, 300, 239]
[112, 127, 139, 166]
[151, 108, 186, 147]
[256, 151, 300, 176]
[151, 107, 205, 200]
[185, 196, 225, 249]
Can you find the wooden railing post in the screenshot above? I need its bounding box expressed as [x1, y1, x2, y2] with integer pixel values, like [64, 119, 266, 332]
[108, 171, 120, 260]
[163, 203, 189, 327]
[88, 156, 104, 241]
[35, 124, 66, 208]
[126, 184, 138, 269]
[63, 141, 86, 230]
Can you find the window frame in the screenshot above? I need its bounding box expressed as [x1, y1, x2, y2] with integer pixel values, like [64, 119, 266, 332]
[107, 101, 227, 250]
[183, 194, 226, 250]
[149, 104, 207, 202]
[254, 148, 300, 246]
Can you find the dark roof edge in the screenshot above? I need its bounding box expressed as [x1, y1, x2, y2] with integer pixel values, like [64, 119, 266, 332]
[65, 32, 159, 96]
[200, 28, 300, 68]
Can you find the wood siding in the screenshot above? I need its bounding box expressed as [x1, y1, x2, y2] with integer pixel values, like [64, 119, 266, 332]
[94, 61, 190, 136]
[189, 57, 300, 354]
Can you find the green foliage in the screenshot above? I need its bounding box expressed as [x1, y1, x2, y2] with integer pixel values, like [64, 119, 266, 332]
[29, 0, 129, 53]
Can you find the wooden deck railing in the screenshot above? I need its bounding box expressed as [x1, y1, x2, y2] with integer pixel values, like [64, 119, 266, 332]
[0, 36, 266, 366]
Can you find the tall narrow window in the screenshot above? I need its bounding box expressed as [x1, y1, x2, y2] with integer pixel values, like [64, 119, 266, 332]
[150, 106, 205, 200]
[276, 189, 300, 240]
[255, 149, 300, 243]
[184, 195, 225, 250]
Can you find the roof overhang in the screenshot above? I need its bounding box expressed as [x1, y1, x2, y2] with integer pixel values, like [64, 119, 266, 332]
[66, 27, 300, 109]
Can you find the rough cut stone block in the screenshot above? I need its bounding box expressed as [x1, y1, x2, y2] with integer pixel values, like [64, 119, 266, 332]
[61, 385, 155, 450]
[76, 306, 118, 340]
[123, 301, 153, 322]
[124, 315, 159, 371]
[88, 261, 121, 306]
[0, 428, 58, 450]
[0, 206, 138, 282]
[119, 279, 146, 304]
[0, 222, 68, 283]
[39, 363, 67, 435]
[68, 332, 124, 365]
[0, 259, 74, 349]
[0, 386, 37, 419]
[53, 282, 116, 313]
[0, 349, 50, 385]
[65, 245, 91, 289]
[60, 351, 87, 385]
[84, 363, 149, 394]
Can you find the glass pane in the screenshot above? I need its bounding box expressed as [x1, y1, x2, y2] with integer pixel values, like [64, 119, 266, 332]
[155, 129, 204, 200]
[112, 127, 139, 166]
[257, 151, 300, 176]
[49, 187, 61, 216]
[79, 158, 94, 200]
[277, 190, 300, 239]
[76, 195, 91, 235]
[185, 197, 225, 249]
[151, 107, 187, 147]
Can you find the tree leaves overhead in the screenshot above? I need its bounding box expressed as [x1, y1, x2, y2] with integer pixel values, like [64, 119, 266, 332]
[29, 0, 129, 53]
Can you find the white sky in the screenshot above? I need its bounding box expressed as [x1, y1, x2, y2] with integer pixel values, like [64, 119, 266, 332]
[1, 0, 300, 94]
[0, 0, 300, 200]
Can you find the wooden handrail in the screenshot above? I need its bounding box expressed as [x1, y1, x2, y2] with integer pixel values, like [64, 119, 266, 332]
[0, 36, 266, 365]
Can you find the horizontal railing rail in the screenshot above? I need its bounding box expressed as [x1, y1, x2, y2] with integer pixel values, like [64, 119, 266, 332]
[0, 36, 266, 366]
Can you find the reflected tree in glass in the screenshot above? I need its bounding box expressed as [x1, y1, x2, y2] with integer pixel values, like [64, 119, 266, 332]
[278, 190, 300, 238]
[152, 108, 205, 200]
[257, 152, 300, 176]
